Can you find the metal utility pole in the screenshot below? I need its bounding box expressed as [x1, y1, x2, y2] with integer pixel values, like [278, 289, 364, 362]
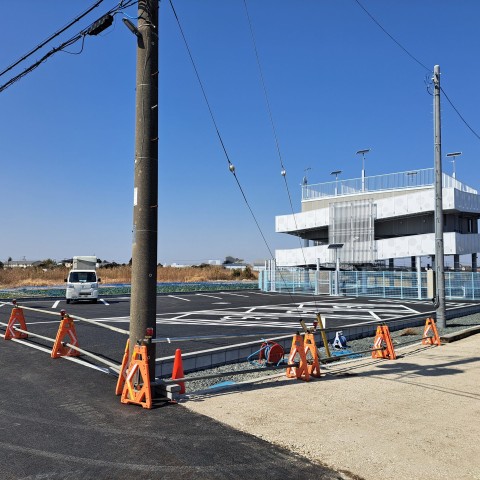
[130, 0, 159, 379]
[433, 65, 446, 328]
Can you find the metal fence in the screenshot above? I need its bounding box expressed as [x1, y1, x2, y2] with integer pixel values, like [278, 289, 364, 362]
[302, 168, 477, 201]
[259, 268, 480, 300]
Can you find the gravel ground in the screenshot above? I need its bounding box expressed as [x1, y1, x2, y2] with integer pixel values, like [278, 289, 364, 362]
[184, 332, 480, 480]
[182, 312, 480, 393]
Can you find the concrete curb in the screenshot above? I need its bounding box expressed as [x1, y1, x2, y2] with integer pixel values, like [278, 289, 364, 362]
[441, 325, 480, 343]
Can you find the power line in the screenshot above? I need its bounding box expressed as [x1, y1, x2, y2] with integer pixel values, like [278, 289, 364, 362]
[0, 0, 138, 94]
[0, 0, 105, 79]
[243, 0, 320, 305]
[167, 0, 270, 249]
[353, 0, 480, 143]
[168, 0, 310, 313]
[353, 0, 430, 72]
[440, 87, 480, 141]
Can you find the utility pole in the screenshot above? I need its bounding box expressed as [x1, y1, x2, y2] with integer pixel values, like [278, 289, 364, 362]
[130, 0, 159, 379]
[433, 65, 446, 328]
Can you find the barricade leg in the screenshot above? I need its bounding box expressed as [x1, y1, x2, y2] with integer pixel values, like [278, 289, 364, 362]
[286, 334, 310, 381]
[4, 307, 28, 340]
[304, 333, 321, 378]
[115, 339, 130, 395]
[422, 317, 441, 346]
[372, 325, 396, 360]
[51, 313, 80, 358]
[121, 344, 152, 409]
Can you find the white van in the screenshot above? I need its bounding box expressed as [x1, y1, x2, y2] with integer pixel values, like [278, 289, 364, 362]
[65, 256, 101, 304]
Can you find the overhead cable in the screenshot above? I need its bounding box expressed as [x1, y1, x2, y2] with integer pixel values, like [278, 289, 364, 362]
[0, 0, 138, 94]
[353, 0, 480, 143]
[0, 0, 105, 79]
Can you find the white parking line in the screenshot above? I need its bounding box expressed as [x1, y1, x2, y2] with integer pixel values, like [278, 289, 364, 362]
[168, 295, 190, 302]
[219, 292, 249, 297]
[369, 310, 381, 320]
[196, 294, 223, 300]
[11, 338, 110, 374]
[100, 299, 110, 306]
[52, 300, 60, 309]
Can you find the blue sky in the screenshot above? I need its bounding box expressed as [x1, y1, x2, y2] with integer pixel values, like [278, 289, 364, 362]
[1, 0, 479, 265]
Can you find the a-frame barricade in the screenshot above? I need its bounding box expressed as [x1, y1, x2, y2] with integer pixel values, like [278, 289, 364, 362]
[304, 332, 321, 378]
[121, 344, 152, 409]
[4, 307, 28, 340]
[286, 334, 310, 381]
[115, 339, 130, 395]
[372, 325, 396, 360]
[422, 317, 441, 346]
[51, 313, 81, 358]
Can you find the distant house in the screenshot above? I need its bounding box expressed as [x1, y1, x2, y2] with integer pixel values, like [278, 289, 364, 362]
[5, 260, 41, 268]
[223, 263, 249, 271]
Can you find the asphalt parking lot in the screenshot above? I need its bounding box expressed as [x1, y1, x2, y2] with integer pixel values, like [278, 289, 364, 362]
[0, 290, 462, 365]
[0, 290, 476, 479]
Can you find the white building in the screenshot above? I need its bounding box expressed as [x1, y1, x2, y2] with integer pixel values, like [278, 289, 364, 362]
[275, 168, 480, 271]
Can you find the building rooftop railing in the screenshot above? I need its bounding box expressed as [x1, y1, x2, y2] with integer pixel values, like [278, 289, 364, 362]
[302, 168, 478, 201]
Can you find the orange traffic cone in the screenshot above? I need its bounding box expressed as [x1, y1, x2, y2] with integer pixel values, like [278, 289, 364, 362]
[422, 317, 441, 346]
[4, 307, 28, 340]
[51, 313, 80, 358]
[172, 349, 185, 394]
[121, 344, 152, 409]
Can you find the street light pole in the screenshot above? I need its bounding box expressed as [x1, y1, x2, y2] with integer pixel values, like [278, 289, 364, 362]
[356, 149, 370, 191]
[330, 170, 342, 196]
[446, 152, 462, 179]
[130, 0, 159, 379]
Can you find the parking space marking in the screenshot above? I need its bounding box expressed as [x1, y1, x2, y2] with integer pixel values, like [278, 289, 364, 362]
[369, 310, 381, 320]
[168, 295, 190, 301]
[219, 292, 249, 297]
[100, 299, 110, 306]
[196, 294, 223, 299]
[52, 300, 60, 309]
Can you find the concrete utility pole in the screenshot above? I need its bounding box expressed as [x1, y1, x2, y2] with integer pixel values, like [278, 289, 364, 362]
[433, 65, 446, 328]
[130, 0, 159, 379]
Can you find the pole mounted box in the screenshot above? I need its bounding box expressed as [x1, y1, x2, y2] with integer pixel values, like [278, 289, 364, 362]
[87, 14, 114, 36]
[427, 268, 436, 299]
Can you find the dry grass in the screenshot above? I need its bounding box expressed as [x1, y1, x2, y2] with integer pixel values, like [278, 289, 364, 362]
[399, 327, 420, 336]
[0, 265, 257, 288]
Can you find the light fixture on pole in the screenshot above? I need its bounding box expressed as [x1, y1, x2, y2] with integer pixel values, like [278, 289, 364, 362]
[406, 171, 418, 185]
[302, 167, 311, 186]
[122, 17, 141, 37]
[356, 149, 370, 191]
[330, 170, 342, 195]
[446, 151, 462, 179]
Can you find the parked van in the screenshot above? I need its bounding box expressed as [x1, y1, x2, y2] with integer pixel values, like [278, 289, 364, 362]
[65, 256, 101, 304]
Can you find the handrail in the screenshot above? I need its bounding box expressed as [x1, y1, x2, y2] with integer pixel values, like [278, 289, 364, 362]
[302, 168, 477, 200]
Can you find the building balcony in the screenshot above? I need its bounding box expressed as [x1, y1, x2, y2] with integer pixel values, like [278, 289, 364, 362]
[277, 175, 480, 235]
[275, 232, 480, 266]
